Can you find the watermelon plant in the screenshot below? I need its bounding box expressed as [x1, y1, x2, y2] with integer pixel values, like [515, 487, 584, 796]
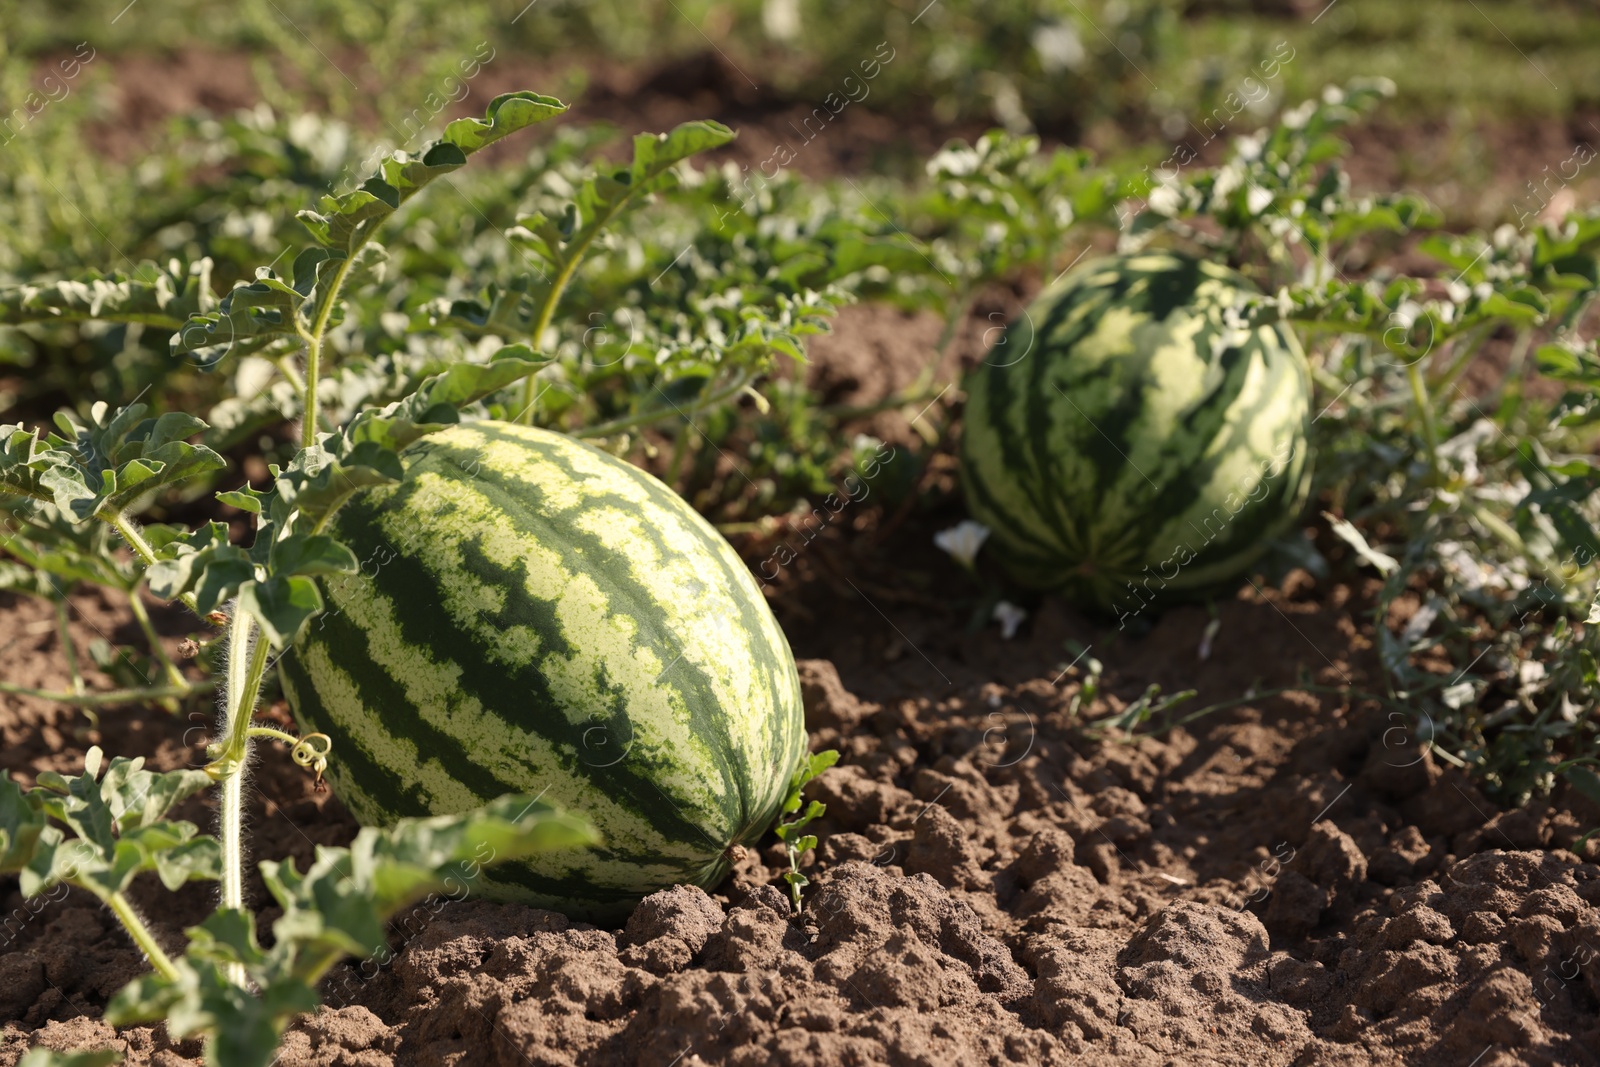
[0, 88, 831, 1065]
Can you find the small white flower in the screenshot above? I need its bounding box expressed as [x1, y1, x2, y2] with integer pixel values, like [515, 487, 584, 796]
[1246, 185, 1274, 216]
[934, 520, 990, 570]
[1211, 163, 1243, 201]
[1282, 100, 1316, 129]
[993, 600, 1027, 640]
[1147, 183, 1182, 216]
[761, 0, 801, 40]
[1032, 21, 1086, 73]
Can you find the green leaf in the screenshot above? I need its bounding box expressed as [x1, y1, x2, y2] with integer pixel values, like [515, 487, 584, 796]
[169, 269, 304, 363]
[106, 793, 594, 1067]
[337, 353, 548, 455]
[269, 534, 359, 579]
[188, 908, 268, 969]
[0, 775, 46, 874]
[0, 258, 217, 330]
[216, 485, 268, 514]
[97, 757, 213, 831]
[264, 444, 404, 544]
[4, 404, 226, 521]
[19, 1050, 124, 1067]
[20, 750, 219, 900]
[263, 793, 597, 981]
[781, 749, 840, 816]
[237, 576, 324, 648]
[147, 522, 254, 613]
[107, 955, 316, 1067]
[509, 119, 735, 327]
[298, 93, 567, 252]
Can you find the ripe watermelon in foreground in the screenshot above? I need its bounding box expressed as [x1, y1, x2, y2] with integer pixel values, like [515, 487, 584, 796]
[280, 421, 807, 922]
[960, 252, 1311, 618]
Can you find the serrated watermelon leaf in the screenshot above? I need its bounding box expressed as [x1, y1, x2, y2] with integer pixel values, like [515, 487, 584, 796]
[269, 534, 359, 579]
[263, 794, 597, 982]
[170, 269, 303, 362]
[216, 486, 267, 514]
[18, 750, 220, 901]
[188, 908, 268, 969]
[336, 352, 546, 455]
[14, 404, 227, 522]
[0, 258, 217, 330]
[107, 954, 313, 1067]
[237, 575, 324, 648]
[147, 522, 255, 613]
[99, 760, 214, 832]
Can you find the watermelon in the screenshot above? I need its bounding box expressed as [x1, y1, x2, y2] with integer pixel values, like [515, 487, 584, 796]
[279, 420, 807, 922]
[959, 252, 1310, 618]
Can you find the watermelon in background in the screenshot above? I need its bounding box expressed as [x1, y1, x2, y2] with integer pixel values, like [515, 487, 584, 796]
[960, 252, 1311, 620]
[280, 421, 807, 923]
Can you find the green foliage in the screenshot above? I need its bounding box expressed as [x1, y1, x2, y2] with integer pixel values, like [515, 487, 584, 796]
[1113, 80, 1600, 803]
[18, 1050, 123, 1067]
[170, 92, 567, 364]
[0, 259, 218, 331]
[102, 800, 594, 1067]
[772, 749, 839, 912]
[1, 752, 594, 1067]
[1, 405, 225, 523]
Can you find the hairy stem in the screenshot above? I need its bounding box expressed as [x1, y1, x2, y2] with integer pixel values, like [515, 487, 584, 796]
[107, 891, 180, 981]
[1405, 361, 1441, 487]
[518, 255, 587, 425]
[300, 248, 359, 450]
[210, 609, 272, 986]
[105, 510, 159, 567]
[104, 511, 202, 616]
[300, 337, 323, 451]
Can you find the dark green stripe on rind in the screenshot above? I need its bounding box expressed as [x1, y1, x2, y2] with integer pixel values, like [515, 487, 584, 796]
[280, 421, 805, 921]
[960, 252, 1311, 613]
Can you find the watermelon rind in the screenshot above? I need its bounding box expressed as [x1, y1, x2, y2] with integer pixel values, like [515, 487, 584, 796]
[280, 420, 807, 922]
[959, 252, 1311, 619]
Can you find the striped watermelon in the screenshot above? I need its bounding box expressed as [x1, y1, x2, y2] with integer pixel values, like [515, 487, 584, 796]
[279, 421, 807, 922]
[959, 252, 1310, 617]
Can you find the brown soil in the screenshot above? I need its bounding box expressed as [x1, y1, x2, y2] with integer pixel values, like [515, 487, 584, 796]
[3, 308, 1600, 1065]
